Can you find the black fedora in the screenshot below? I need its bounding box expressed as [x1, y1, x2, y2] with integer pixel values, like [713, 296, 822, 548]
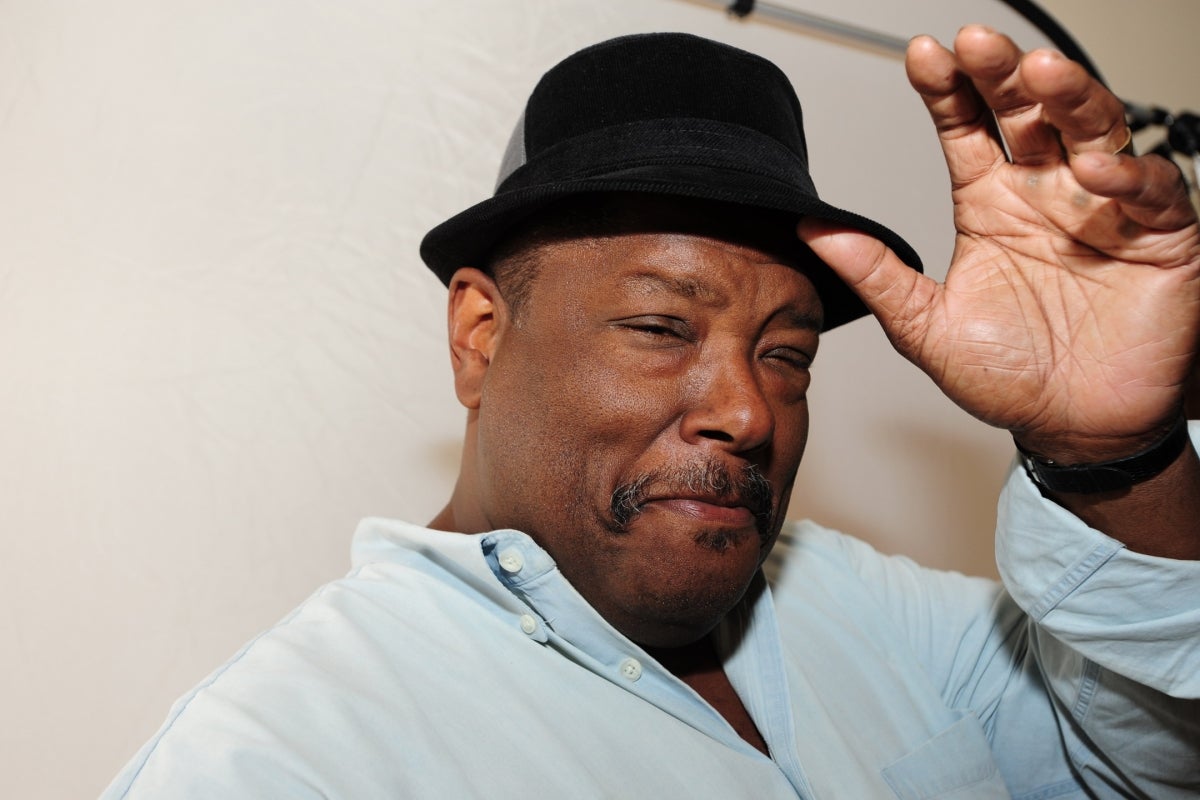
[419, 32, 922, 330]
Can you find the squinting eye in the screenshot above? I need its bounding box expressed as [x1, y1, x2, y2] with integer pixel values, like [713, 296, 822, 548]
[632, 323, 680, 337]
[765, 348, 811, 369]
[617, 316, 692, 340]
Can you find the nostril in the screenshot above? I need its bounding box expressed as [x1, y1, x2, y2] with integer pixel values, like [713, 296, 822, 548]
[697, 429, 736, 443]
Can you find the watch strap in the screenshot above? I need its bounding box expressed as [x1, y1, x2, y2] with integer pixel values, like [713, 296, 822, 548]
[1016, 416, 1191, 494]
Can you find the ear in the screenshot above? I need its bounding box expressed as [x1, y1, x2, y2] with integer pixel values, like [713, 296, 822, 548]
[447, 267, 507, 410]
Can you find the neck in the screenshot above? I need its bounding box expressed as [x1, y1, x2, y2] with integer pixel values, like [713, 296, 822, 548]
[646, 637, 770, 756]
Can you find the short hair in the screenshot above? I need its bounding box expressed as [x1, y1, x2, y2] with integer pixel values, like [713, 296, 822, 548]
[483, 200, 603, 320]
[484, 193, 819, 321]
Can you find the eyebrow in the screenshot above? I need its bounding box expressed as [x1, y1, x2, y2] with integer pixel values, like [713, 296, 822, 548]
[774, 307, 823, 332]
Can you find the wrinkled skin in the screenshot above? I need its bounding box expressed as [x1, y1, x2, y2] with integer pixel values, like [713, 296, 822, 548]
[802, 27, 1200, 465]
[799, 26, 1200, 560]
[434, 24, 1200, 652]
[434, 201, 822, 647]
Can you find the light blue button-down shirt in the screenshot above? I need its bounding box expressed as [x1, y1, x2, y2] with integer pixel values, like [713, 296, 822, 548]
[103, 424, 1200, 799]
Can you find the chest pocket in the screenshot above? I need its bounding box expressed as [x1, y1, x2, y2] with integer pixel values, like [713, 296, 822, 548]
[881, 713, 1012, 800]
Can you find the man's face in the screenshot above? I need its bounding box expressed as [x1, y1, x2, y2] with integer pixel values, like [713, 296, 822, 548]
[470, 203, 822, 647]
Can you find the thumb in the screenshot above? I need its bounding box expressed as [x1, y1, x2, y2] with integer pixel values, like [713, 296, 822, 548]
[797, 217, 933, 333]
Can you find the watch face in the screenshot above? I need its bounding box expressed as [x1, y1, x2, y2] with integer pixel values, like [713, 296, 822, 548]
[1018, 454, 1054, 491]
[1017, 444, 1130, 494]
[1018, 453, 1039, 479]
[1016, 418, 1189, 495]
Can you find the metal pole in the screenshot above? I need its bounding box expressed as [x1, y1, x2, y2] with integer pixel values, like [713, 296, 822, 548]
[677, 0, 910, 55]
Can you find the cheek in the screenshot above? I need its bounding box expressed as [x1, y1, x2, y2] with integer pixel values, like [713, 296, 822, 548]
[771, 400, 808, 486]
[780, 400, 810, 458]
[516, 338, 681, 444]
[477, 339, 679, 523]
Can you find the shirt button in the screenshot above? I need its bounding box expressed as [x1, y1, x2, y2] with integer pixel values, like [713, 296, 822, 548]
[519, 614, 538, 635]
[619, 657, 642, 682]
[498, 548, 524, 574]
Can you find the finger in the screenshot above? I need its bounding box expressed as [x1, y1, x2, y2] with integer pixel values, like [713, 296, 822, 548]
[1019, 48, 1130, 157]
[1074, 150, 1200, 234]
[905, 34, 1005, 185]
[952, 25, 1061, 165]
[797, 218, 938, 350]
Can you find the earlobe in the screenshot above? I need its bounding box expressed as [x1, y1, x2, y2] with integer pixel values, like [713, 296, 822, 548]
[447, 267, 505, 410]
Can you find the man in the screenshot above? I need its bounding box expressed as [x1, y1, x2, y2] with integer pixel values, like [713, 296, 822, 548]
[104, 27, 1199, 799]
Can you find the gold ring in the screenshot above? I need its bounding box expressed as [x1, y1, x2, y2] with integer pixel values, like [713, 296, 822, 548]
[1113, 128, 1134, 156]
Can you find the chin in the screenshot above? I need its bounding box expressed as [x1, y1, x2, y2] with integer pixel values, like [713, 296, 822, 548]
[617, 572, 758, 648]
[565, 512, 775, 647]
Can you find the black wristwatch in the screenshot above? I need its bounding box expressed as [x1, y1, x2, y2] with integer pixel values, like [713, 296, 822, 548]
[1016, 416, 1191, 494]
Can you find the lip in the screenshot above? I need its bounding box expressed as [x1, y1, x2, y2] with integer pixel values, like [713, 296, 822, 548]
[642, 497, 756, 526]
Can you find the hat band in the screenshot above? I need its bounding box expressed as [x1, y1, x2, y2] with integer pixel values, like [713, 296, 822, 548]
[497, 118, 818, 199]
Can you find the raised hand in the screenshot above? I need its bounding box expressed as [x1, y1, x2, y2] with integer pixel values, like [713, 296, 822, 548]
[799, 25, 1200, 465]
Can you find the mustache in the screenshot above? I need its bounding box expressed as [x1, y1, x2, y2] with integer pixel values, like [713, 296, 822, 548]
[609, 460, 775, 539]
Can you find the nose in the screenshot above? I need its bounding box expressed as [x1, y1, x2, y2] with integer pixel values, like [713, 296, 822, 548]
[679, 353, 775, 455]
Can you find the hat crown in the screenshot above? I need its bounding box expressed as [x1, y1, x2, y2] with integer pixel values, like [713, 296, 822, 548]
[503, 33, 809, 185]
[421, 31, 922, 330]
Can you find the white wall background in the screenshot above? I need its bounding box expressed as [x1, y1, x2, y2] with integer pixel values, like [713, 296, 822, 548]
[1, 2, 1195, 797]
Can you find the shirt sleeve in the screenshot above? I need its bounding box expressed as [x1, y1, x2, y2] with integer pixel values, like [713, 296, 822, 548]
[992, 420, 1200, 795]
[785, 422, 1200, 798]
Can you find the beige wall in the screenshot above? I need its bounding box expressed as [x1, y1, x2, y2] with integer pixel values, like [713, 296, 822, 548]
[1042, 0, 1199, 195]
[1042, 0, 1198, 112]
[1, 2, 1195, 798]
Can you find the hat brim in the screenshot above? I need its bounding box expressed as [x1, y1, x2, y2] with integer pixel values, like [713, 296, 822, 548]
[419, 162, 922, 331]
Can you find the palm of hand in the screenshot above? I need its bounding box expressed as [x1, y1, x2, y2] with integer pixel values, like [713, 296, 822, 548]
[799, 28, 1200, 461]
[910, 162, 1200, 451]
